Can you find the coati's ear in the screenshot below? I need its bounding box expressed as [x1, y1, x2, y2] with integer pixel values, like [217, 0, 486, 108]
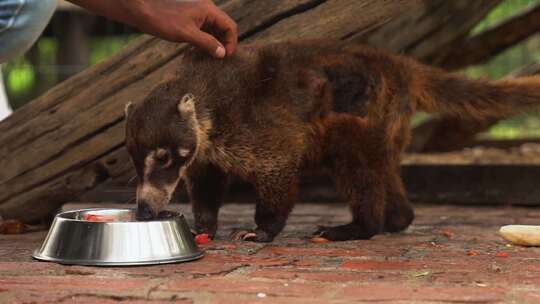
[178, 93, 196, 117]
[124, 102, 134, 118]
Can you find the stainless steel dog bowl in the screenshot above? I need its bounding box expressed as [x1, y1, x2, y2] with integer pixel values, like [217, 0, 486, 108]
[32, 208, 203, 266]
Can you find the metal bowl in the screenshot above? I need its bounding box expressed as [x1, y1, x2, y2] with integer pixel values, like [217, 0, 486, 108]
[32, 208, 203, 266]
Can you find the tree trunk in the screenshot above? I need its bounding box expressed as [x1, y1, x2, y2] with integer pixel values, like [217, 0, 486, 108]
[0, 0, 424, 222]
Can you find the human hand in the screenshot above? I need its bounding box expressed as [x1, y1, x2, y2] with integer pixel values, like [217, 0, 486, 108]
[126, 0, 237, 58]
[68, 0, 238, 58]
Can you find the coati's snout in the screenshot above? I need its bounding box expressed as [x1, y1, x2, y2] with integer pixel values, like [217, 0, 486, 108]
[124, 91, 202, 220]
[133, 147, 190, 220]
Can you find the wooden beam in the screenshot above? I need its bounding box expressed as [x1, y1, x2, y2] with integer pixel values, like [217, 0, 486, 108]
[403, 164, 540, 205]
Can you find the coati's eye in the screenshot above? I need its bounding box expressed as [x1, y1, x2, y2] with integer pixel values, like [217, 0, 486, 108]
[154, 148, 171, 166]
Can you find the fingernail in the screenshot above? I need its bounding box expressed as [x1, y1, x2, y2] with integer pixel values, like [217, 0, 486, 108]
[215, 45, 226, 58]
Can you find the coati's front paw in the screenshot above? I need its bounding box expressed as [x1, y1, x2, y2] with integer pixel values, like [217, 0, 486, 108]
[313, 223, 377, 241]
[191, 227, 217, 240]
[230, 229, 274, 243]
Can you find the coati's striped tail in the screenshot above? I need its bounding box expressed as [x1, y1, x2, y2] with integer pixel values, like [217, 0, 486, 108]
[412, 65, 540, 119]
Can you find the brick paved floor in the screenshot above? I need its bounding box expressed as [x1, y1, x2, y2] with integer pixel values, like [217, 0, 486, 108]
[1, 203, 540, 303]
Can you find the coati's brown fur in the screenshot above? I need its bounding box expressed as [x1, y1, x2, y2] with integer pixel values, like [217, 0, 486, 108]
[125, 40, 540, 242]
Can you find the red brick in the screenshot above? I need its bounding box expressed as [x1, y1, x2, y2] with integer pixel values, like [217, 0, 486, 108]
[209, 295, 347, 304]
[119, 260, 243, 277]
[291, 258, 322, 267]
[5, 292, 193, 304]
[341, 260, 414, 271]
[260, 246, 369, 257]
[161, 277, 338, 298]
[202, 252, 291, 266]
[513, 290, 540, 304]
[52, 296, 193, 304]
[0, 262, 66, 277]
[342, 284, 506, 302]
[0, 276, 149, 292]
[199, 240, 237, 251]
[250, 268, 405, 282]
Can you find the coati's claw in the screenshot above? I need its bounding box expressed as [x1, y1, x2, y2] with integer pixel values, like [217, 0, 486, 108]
[241, 232, 258, 241]
[230, 229, 274, 243]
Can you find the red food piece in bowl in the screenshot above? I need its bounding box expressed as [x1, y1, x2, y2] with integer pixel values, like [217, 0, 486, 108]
[83, 214, 115, 222]
[195, 233, 210, 245]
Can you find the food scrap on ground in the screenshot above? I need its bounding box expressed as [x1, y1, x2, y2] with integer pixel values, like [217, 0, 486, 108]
[499, 225, 540, 246]
[495, 252, 509, 258]
[441, 229, 454, 239]
[311, 236, 330, 243]
[195, 233, 210, 245]
[415, 271, 431, 277]
[467, 250, 479, 256]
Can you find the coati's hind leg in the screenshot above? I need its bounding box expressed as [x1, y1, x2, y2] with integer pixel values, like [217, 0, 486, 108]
[185, 163, 229, 239]
[313, 116, 388, 241]
[315, 123, 388, 241]
[315, 158, 386, 241]
[383, 164, 414, 233]
[231, 167, 299, 243]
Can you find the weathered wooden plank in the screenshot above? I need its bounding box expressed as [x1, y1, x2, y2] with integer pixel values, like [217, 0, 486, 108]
[356, 0, 500, 60]
[403, 165, 540, 205]
[73, 162, 540, 211]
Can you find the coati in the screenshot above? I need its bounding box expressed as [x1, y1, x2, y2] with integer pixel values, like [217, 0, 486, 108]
[125, 40, 540, 242]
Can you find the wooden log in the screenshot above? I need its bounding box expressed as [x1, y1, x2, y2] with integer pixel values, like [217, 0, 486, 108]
[0, 0, 423, 222]
[355, 0, 500, 60]
[433, 2, 540, 71]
